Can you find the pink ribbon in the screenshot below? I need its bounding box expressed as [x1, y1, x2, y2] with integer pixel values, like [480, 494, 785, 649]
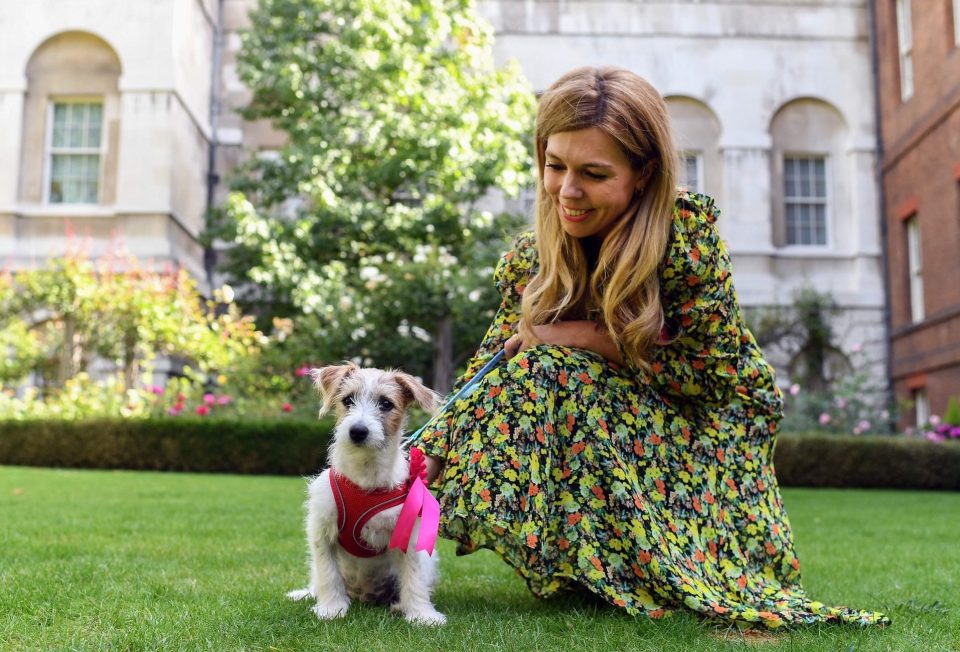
[389, 477, 440, 555]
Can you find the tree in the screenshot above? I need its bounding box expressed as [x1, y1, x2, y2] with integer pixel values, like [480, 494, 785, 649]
[213, 0, 536, 391]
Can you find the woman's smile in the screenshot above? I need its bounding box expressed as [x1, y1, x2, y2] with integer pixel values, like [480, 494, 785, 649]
[560, 205, 594, 222]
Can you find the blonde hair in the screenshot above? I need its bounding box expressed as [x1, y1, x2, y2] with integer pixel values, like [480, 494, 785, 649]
[520, 66, 678, 370]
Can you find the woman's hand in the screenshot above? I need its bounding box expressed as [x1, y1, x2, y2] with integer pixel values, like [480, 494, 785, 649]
[504, 320, 623, 365]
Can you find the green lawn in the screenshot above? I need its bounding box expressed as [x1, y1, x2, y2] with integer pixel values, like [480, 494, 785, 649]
[1, 466, 957, 652]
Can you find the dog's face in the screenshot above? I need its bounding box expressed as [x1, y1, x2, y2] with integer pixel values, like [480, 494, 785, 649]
[311, 364, 438, 450]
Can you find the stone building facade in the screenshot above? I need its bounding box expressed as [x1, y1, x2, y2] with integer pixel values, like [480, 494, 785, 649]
[871, 0, 960, 425]
[1, 0, 887, 394]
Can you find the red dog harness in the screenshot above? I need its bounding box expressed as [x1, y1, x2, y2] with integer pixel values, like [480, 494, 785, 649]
[329, 449, 428, 558]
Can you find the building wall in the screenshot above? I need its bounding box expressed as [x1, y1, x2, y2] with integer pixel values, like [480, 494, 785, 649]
[0, 0, 214, 281]
[873, 0, 960, 424]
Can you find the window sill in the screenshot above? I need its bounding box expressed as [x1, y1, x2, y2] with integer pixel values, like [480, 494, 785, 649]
[15, 204, 116, 218]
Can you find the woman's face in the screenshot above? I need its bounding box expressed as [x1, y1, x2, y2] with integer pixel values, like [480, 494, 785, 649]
[542, 127, 647, 240]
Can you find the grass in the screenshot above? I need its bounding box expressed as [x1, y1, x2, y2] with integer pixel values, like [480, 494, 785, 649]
[0, 466, 957, 652]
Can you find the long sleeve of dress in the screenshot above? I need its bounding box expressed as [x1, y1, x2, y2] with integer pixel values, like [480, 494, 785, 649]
[647, 193, 779, 416]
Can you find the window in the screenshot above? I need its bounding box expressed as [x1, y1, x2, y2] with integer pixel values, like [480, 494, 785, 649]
[783, 156, 828, 245]
[896, 0, 914, 101]
[679, 152, 703, 194]
[47, 101, 103, 204]
[914, 387, 929, 427]
[906, 214, 924, 322]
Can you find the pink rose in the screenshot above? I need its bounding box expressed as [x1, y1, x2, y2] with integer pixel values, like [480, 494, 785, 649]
[818, 413, 832, 426]
[217, 395, 233, 405]
[282, 402, 293, 413]
[196, 405, 210, 416]
[203, 393, 216, 405]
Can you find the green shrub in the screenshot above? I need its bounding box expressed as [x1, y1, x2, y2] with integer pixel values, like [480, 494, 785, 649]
[773, 433, 960, 490]
[2, 421, 959, 490]
[0, 417, 335, 476]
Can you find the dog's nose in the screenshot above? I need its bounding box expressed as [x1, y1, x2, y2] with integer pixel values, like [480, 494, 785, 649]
[349, 425, 369, 444]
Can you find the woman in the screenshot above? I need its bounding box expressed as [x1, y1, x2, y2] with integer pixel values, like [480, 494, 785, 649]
[414, 66, 887, 628]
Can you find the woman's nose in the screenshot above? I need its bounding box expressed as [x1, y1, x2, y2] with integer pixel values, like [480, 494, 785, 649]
[559, 174, 582, 199]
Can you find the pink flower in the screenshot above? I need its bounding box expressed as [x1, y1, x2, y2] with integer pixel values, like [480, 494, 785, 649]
[925, 431, 945, 443]
[852, 426, 863, 436]
[295, 366, 311, 377]
[196, 405, 210, 416]
[177, 393, 187, 402]
[835, 397, 847, 409]
[857, 419, 871, 432]
[168, 407, 182, 417]
[818, 413, 832, 426]
[850, 343, 863, 353]
[203, 393, 216, 405]
[789, 384, 801, 396]
[281, 402, 293, 413]
[929, 415, 941, 426]
[217, 395, 232, 405]
[150, 385, 164, 395]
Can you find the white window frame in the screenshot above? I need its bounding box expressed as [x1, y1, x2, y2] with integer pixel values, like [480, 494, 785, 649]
[783, 154, 831, 247]
[906, 214, 924, 323]
[896, 0, 914, 101]
[679, 151, 703, 194]
[43, 98, 105, 205]
[914, 387, 929, 428]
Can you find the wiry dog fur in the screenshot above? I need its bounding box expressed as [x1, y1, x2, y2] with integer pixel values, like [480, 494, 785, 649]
[287, 363, 445, 625]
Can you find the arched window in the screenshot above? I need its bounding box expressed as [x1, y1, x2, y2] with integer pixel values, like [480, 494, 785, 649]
[664, 97, 722, 199]
[21, 32, 122, 206]
[769, 99, 848, 247]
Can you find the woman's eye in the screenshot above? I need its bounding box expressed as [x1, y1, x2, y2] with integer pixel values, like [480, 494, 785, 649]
[378, 398, 395, 412]
[342, 395, 355, 408]
[586, 171, 606, 180]
[545, 162, 564, 171]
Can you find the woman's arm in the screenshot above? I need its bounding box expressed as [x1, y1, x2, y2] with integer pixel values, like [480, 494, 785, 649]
[505, 320, 624, 365]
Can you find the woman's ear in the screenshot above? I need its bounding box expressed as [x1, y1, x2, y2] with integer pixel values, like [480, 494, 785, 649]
[635, 158, 658, 193]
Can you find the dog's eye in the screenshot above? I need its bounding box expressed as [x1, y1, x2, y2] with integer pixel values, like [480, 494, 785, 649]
[377, 398, 395, 412]
[342, 395, 355, 408]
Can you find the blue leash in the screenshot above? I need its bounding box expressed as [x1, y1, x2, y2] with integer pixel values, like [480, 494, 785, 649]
[407, 349, 506, 443]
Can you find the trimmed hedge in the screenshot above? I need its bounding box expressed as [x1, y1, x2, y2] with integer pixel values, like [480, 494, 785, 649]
[0, 420, 958, 489]
[0, 418, 335, 476]
[773, 433, 960, 490]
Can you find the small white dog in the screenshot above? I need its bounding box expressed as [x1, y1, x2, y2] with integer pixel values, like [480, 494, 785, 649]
[287, 363, 446, 625]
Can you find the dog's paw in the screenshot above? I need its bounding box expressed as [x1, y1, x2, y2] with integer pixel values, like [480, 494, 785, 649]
[403, 608, 446, 626]
[286, 588, 314, 602]
[312, 600, 350, 620]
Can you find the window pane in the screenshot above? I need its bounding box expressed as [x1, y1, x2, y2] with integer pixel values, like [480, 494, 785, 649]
[50, 153, 99, 203]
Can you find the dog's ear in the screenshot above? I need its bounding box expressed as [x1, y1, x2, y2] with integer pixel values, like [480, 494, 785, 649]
[310, 363, 357, 415]
[393, 372, 439, 415]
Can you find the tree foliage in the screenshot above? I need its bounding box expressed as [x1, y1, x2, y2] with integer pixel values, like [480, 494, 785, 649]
[212, 0, 536, 390]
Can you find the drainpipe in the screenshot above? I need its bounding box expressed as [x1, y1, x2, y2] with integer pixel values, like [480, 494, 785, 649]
[204, 0, 225, 295]
[867, 0, 895, 432]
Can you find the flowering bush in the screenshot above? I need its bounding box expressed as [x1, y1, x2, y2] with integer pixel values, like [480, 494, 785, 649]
[780, 344, 895, 435]
[0, 244, 326, 420]
[916, 396, 960, 443]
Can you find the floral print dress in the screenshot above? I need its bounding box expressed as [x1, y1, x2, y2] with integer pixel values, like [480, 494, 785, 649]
[413, 193, 888, 628]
